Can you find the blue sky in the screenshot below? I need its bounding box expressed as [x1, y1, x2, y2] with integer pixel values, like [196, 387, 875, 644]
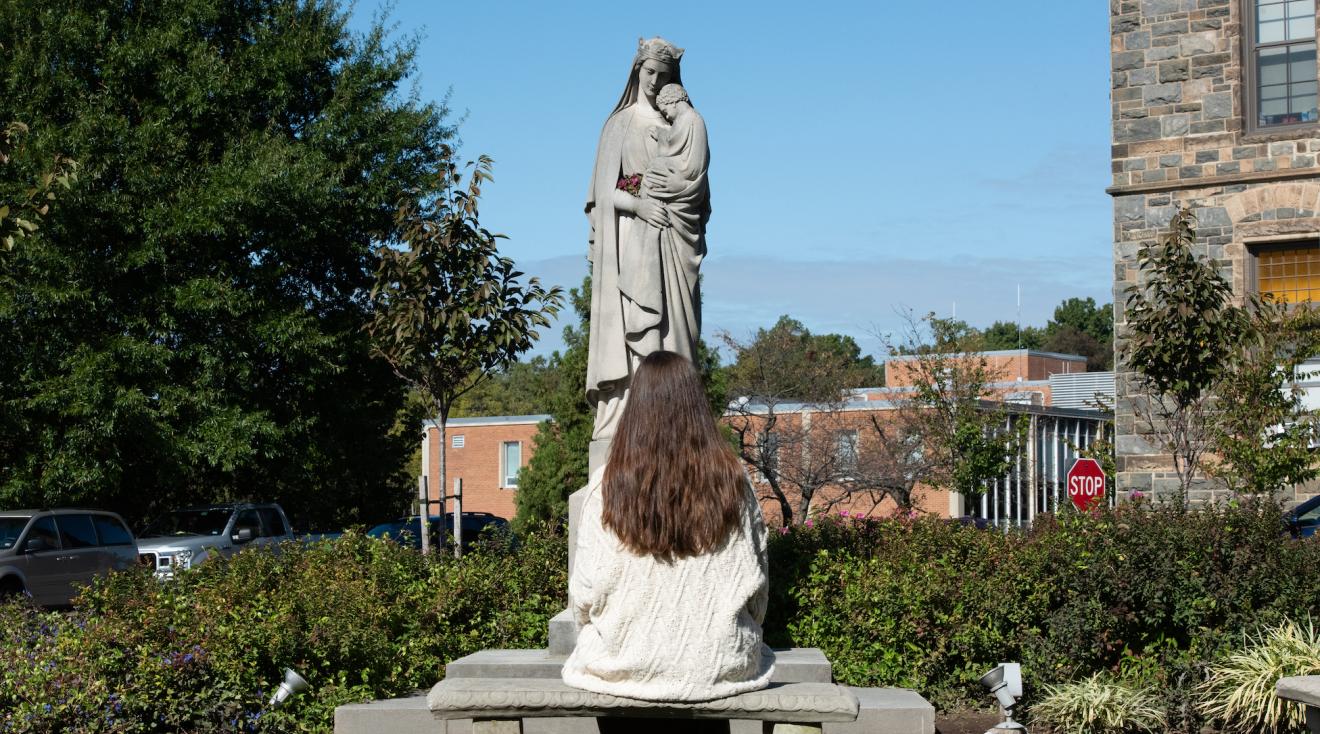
[347, 1, 1113, 360]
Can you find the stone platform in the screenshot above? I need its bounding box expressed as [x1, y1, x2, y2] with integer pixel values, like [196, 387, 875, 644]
[334, 648, 934, 734]
[1277, 676, 1320, 733]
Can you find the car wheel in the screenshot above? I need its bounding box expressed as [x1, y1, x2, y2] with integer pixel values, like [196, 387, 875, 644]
[0, 576, 25, 599]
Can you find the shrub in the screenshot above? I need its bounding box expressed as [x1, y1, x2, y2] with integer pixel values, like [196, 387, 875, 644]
[767, 501, 1320, 713]
[1196, 618, 1320, 733]
[0, 528, 566, 733]
[0, 502, 1317, 732]
[1030, 673, 1166, 734]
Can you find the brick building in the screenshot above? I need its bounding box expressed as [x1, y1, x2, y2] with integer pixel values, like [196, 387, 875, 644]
[1109, 0, 1320, 503]
[423, 351, 1113, 526]
[420, 415, 547, 520]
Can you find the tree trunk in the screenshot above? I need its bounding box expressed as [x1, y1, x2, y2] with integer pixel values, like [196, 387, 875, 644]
[428, 405, 450, 556]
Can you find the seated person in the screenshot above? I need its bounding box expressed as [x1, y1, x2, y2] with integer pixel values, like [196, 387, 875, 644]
[563, 350, 775, 703]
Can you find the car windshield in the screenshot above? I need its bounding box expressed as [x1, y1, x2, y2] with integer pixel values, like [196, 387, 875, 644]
[141, 509, 232, 537]
[1296, 496, 1320, 523]
[0, 517, 31, 550]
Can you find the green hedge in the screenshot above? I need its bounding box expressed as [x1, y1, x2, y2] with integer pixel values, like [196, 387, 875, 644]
[0, 529, 566, 733]
[1, 502, 1317, 732]
[768, 501, 1320, 718]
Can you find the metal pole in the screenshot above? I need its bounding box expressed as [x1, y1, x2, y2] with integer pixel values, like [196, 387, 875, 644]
[1052, 418, 1060, 512]
[454, 477, 463, 559]
[1027, 414, 1038, 526]
[418, 475, 430, 556]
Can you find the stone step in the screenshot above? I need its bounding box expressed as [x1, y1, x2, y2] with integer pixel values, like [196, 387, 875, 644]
[334, 685, 933, 734]
[445, 648, 833, 684]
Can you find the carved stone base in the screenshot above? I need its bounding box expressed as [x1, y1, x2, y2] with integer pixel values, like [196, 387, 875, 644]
[427, 679, 860, 722]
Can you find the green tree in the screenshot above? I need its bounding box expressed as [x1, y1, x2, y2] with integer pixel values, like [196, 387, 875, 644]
[1048, 296, 1114, 344]
[1045, 296, 1114, 370]
[1122, 209, 1246, 502]
[1208, 302, 1320, 494]
[722, 319, 870, 525]
[724, 316, 882, 403]
[0, 0, 453, 527]
[980, 320, 1044, 351]
[368, 156, 563, 552]
[451, 358, 559, 419]
[0, 120, 76, 254]
[514, 279, 593, 532]
[883, 313, 1020, 503]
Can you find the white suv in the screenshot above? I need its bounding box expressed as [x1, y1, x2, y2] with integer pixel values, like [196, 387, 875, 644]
[136, 503, 294, 578]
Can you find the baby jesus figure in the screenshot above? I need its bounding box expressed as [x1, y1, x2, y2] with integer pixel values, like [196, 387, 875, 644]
[616, 83, 710, 357]
[646, 84, 706, 205]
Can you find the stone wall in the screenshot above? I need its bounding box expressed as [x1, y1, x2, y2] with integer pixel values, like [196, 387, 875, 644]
[1111, 0, 1320, 502]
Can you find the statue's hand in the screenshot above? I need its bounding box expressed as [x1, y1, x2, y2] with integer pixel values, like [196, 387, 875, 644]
[643, 167, 682, 195]
[636, 199, 669, 229]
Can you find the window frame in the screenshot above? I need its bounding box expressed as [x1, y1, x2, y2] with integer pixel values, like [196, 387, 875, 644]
[1247, 235, 1320, 303]
[835, 429, 860, 478]
[55, 513, 98, 549]
[1244, 0, 1320, 136]
[500, 440, 522, 489]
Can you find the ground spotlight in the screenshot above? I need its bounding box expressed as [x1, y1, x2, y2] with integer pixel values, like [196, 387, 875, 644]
[267, 668, 309, 708]
[978, 663, 1026, 733]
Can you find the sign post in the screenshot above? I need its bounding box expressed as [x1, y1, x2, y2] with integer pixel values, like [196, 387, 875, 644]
[1067, 457, 1107, 511]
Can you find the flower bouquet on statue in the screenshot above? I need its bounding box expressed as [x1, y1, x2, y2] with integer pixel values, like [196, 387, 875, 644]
[616, 173, 642, 197]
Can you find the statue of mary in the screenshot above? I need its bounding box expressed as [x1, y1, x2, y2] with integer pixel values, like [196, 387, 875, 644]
[585, 37, 710, 443]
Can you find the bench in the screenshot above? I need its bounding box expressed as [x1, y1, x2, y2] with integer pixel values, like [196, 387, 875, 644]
[427, 678, 861, 734]
[1277, 676, 1320, 734]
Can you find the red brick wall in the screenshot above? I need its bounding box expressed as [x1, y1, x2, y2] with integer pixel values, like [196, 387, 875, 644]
[424, 419, 545, 520]
[885, 351, 1086, 388]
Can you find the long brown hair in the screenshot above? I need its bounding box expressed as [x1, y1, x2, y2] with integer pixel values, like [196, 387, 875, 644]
[602, 351, 746, 559]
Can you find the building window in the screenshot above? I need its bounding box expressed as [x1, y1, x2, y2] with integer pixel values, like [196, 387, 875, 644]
[835, 430, 859, 475]
[1254, 241, 1320, 302]
[752, 432, 780, 484]
[452, 435, 465, 448]
[1248, 0, 1318, 130]
[501, 441, 522, 488]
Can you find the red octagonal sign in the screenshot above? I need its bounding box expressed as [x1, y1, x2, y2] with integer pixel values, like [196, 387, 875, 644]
[1067, 458, 1107, 511]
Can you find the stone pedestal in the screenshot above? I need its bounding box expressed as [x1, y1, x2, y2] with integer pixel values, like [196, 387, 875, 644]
[553, 437, 612, 654]
[1277, 676, 1320, 734]
[333, 648, 935, 734]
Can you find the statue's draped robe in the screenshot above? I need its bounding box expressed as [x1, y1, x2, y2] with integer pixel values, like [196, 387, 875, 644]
[586, 102, 708, 431]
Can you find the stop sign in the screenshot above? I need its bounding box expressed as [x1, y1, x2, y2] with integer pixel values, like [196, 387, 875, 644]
[1067, 458, 1107, 511]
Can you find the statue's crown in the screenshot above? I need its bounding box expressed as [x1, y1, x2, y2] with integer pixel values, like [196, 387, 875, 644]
[637, 37, 683, 65]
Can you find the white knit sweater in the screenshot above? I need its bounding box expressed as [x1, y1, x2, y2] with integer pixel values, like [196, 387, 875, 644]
[561, 466, 776, 701]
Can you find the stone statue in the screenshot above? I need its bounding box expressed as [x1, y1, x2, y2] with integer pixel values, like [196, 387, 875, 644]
[585, 37, 710, 444]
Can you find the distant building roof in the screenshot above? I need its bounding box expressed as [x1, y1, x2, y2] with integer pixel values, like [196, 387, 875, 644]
[422, 414, 551, 429]
[883, 348, 1089, 363]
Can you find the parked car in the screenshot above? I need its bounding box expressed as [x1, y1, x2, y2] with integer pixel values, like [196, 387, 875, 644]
[0, 509, 139, 606]
[136, 503, 294, 578]
[367, 513, 510, 551]
[1286, 495, 1320, 538]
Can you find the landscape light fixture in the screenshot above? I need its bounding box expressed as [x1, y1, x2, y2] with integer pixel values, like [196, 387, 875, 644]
[267, 668, 309, 708]
[978, 663, 1026, 733]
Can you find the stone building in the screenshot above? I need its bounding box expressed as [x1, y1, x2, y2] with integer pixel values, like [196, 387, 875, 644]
[1110, 0, 1320, 502]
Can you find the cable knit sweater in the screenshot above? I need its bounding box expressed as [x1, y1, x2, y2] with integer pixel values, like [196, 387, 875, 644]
[561, 466, 776, 701]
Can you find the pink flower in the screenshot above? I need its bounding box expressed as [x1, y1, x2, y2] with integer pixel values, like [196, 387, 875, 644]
[778, 526, 788, 535]
[1130, 490, 1146, 500]
[840, 510, 850, 517]
[804, 519, 814, 528]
